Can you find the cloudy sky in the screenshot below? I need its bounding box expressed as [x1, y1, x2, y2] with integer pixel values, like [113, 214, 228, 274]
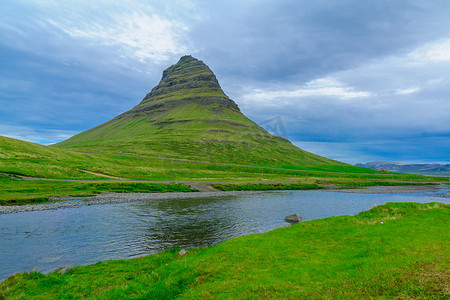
[1, 0, 449, 164]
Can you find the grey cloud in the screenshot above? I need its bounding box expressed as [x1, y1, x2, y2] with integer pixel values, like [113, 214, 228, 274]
[191, 1, 450, 83]
[1, 0, 449, 163]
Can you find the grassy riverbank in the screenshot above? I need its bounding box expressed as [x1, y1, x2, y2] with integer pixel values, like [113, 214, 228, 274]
[1, 202, 448, 299]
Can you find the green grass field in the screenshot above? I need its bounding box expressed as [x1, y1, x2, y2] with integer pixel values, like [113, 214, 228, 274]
[1, 202, 448, 299]
[1, 135, 361, 180]
[1, 135, 448, 205]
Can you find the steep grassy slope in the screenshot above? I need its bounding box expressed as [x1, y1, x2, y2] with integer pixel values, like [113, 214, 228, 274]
[54, 56, 349, 168]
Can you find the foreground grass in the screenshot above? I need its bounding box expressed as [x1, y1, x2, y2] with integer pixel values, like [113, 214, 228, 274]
[1, 202, 448, 299]
[0, 177, 195, 205]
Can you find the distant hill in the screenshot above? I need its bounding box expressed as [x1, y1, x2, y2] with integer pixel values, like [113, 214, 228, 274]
[356, 161, 450, 176]
[54, 55, 355, 169]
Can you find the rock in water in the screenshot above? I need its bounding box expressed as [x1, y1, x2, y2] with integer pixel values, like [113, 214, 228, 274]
[285, 214, 302, 223]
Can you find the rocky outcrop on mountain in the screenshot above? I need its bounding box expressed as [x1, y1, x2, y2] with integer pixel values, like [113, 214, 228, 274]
[143, 55, 223, 99]
[118, 55, 240, 119]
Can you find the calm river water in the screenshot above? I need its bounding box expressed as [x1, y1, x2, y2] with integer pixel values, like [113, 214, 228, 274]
[1, 187, 449, 280]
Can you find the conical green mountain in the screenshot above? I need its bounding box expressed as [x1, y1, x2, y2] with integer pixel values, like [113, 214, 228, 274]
[55, 56, 345, 167]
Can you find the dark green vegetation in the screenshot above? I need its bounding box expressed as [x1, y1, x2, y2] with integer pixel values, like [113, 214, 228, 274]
[53, 56, 350, 168]
[1, 202, 448, 298]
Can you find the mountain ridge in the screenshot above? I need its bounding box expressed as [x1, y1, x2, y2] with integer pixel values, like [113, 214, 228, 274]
[356, 161, 450, 176]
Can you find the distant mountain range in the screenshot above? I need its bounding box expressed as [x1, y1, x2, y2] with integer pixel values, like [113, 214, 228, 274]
[356, 161, 450, 176]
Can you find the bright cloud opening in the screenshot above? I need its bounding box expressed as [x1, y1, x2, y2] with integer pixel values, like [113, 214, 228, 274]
[395, 87, 420, 95]
[245, 77, 371, 101]
[47, 11, 190, 62]
[410, 38, 450, 63]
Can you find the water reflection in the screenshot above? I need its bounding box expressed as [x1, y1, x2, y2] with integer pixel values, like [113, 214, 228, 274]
[128, 197, 259, 253]
[0, 187, 448, 280]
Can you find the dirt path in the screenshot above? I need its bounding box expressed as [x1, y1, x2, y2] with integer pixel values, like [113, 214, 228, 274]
[80, 170, 129, 180]
[181, 181, 220, 192]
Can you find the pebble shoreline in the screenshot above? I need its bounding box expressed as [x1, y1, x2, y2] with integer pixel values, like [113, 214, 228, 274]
[0, 191, 262, 215]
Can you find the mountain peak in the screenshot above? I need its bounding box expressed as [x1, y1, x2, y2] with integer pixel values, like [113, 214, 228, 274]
[118, 55, 239, 119]
[161, 55, 210, 79]
[142, 55, 223, 103]
[163, 55, 201, 75]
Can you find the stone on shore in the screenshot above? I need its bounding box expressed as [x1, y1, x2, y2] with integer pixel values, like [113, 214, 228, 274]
[285, 214, 302, 223]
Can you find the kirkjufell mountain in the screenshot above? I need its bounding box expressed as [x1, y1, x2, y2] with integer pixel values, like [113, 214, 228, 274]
[55, 55, 347, 167]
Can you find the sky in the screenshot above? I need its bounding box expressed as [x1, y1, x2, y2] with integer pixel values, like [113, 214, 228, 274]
[1, 0, 449, 164]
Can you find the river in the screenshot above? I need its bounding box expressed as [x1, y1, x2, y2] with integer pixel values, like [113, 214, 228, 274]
[1, 186, 448, 281]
